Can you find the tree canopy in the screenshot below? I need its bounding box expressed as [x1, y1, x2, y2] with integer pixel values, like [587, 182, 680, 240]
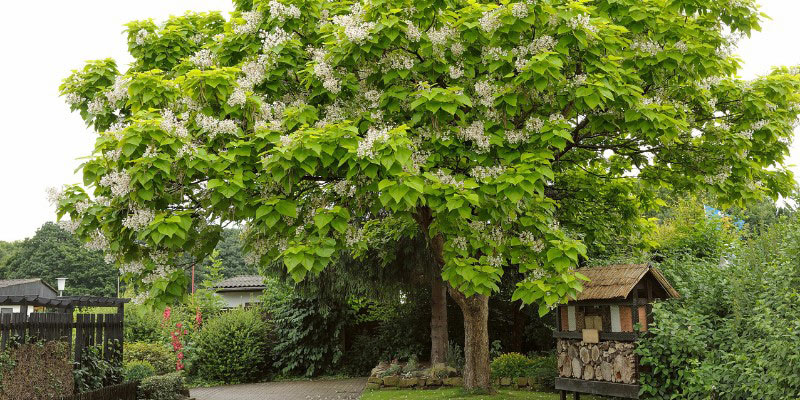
[53, 0, 800, 388]
[2, 222, 118, 297]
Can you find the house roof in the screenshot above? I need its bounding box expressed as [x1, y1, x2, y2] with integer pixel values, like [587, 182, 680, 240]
[213, 275, 266, 291]
[574, 264, 679, 301]
[0, 278, 58, 297]
[0, 295, 129, 308]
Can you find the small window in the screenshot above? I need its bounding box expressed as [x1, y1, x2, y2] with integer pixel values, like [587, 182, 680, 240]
[0, 308, 13, 314]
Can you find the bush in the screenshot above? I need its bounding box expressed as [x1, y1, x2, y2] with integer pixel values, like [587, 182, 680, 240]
[490, 352, 534, 379]
[190, 308, 271, 383]
[138, 372, 184, 400]
[74, 345, 122, 393]
[638, 217, 800, 399]
[527, 354, 557, 390]
[123, 361, 156, 382]
[445, 340, 464, 373]
[124, 305, 163, 344]
[124, 342, 175, 375]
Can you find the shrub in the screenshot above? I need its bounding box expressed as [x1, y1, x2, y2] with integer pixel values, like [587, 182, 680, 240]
[74, 345, 122, 393]
[445, 341, 464, 373]
[638, 218, 800, 399]
[124, 305, 163, 344]
[190, 308, 271, 383]
[124, 342, 175, 375]
[138, 372, 184, 400]
[123, 361, 156, 382]
[268, 293, 348, 377]
[527, 354, 557, 390]
[490, 353, 534, 379]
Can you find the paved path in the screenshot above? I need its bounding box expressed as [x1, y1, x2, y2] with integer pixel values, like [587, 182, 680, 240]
[190, 378, 367, 400]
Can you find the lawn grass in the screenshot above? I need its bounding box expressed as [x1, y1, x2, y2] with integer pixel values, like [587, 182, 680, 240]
[360, 388, 604, 400]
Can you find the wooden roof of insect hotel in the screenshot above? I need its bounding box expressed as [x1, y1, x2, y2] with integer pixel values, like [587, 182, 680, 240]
[574, 264, 679, 301]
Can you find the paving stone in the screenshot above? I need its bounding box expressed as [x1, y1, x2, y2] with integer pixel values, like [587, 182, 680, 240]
[190, 378, 366, 400]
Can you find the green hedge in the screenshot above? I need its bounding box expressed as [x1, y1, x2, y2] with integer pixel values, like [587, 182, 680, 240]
[638, 219, 800, 399]
[124, 342, 175, 375]
[138, 372, 184, 400]
[123, 360, 155, 382]
[190, 308, 271, 383]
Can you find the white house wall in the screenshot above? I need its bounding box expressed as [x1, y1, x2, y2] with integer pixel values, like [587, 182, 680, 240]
[218, 291, 262, 308]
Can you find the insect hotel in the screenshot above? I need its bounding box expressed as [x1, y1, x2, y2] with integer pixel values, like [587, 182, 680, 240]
[554, 264, 679, 399]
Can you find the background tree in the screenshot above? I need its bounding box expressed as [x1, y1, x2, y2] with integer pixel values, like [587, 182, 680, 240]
[3, 222, 117, 296]
[54, 0, 799, 389]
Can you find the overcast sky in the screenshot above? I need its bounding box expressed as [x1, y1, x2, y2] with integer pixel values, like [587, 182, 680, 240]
[1, 1, 799, 242]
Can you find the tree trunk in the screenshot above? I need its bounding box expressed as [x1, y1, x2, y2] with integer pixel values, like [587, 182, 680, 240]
[413, 205, 490, 390]
[449, 288, 491, 391]
[430, 271, 449, 365]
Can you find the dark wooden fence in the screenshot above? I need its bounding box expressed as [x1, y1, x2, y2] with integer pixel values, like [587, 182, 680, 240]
[0, 312, 123, 363]
[60, 381, 138, 400]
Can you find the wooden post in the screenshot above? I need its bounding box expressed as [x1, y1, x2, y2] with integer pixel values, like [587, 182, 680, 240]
[75, 314, 84, 364]
[560, 390, 567, 400]
[573, 391, 580, 400]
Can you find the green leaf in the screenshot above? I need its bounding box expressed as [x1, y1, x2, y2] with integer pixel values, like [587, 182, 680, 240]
[275, 200, 297, 218]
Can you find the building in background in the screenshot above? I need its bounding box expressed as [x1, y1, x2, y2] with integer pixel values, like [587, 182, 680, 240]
[212, 275, 266, 309]
[0, 279, 58, 315]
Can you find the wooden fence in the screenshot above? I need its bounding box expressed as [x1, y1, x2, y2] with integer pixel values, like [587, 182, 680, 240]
[0, 312, 123, 364]
[60, 381, 138, 400]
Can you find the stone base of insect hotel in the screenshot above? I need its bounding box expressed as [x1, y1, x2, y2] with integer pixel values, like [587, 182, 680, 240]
[368, 361, 545, 390]
[557, 339, 637, 384]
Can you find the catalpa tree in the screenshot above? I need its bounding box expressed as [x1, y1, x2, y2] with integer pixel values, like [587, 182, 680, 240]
[54, 0, 799, 388]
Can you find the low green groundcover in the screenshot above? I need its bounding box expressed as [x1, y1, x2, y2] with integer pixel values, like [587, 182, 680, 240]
[360, 388, 604, 400]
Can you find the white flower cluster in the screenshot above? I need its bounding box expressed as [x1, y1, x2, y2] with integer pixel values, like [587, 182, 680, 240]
[122, 207, 155, 231]
[332, 3, 375, 44]
[674, 40, 688, 53]
[406, 21, 422, 42]
[458, 121, 490, 152]
[258, 100, 287, 129]
[505, 129, 527, 144]
[449, 65, 464, 79]
[160, 109, 188, 138]
[84, 230, 109, 252]
[479, 9, 502, 33]
[488, 226, 506, 245]
[345, 226, 364, 248]
[333, 180, 357, 197]
[312, 49, 341, 93]
[567, 14, 596, 33]
[268, 0, 301, 22]
[99, 170, 132, 198]
[511, 3, 529, 18]
[234, 11, 264, 35]
[519, 231, 545, 252]
[229, 54, 274, 106]
[75, 200, 92, 214]
[65, 93, 84, 106]
[487, 255, 504, 268]
[428, 26, 455, 47]
[513, 35, 555, 71]
[279, 134, 293, 147]
[481, 46, 507, 64]
[631, 39, 660, 56]
[356, 126, 391, 158]
[195, 114, 238, 139]
[120, 260, 145, 275]
[470, 165, 505, 181]
[88, 97, 106, 114]
[143, 262, 174, 284]
[433, 169, 464, 188]
[46, 187, 64, 206]
[474, 80, 496, 107]
[568, 74, 587, 88]
[59, 220, 80, 234]
[363, 89, 382, 108]
[451, 42, 465, 57]
[380, 52, 416, 70]
[410, 149, 431, 172]
[452, 236, 468, 251]
[189, 49, 215, 69]
[134, 29, 153, 46]
[105, 76, 130, 104]
[260, 27, 294, 50]
[525, 116, 544, 132]
[176, 142, 198, 159]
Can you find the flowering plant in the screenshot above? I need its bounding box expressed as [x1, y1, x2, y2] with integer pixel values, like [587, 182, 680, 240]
[54, 0, 800, 388]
